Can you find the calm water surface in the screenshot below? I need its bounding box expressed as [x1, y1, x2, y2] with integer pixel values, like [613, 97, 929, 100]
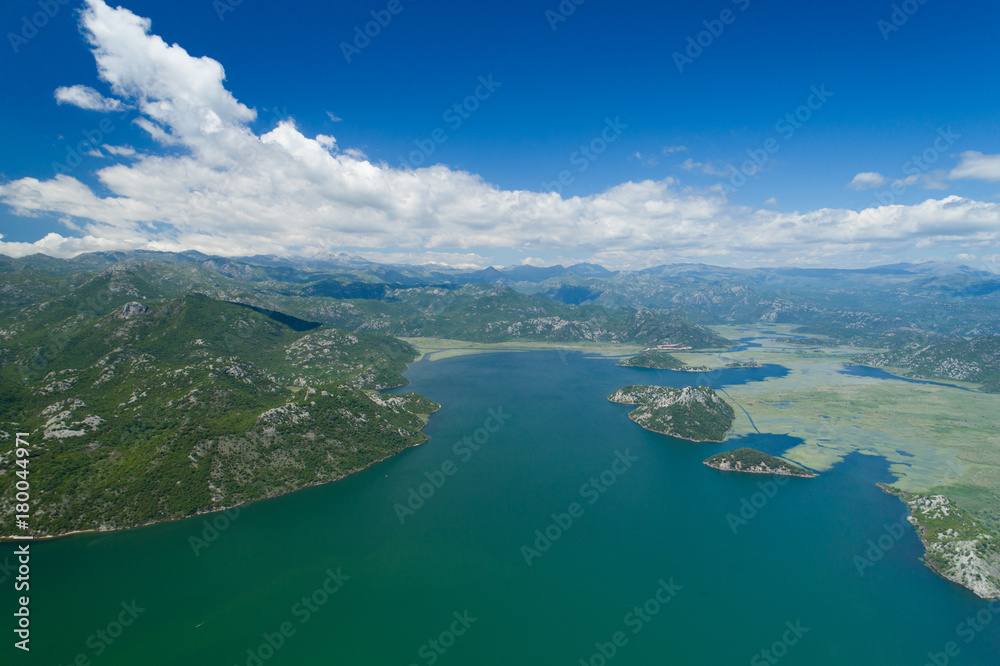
[4, 351, 998, 665]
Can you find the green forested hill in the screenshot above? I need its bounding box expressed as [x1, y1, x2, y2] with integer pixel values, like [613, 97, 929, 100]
[0, 294, 437, 535]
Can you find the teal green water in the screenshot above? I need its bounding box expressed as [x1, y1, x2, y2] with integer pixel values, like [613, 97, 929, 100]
[4, 351, 1000, 664]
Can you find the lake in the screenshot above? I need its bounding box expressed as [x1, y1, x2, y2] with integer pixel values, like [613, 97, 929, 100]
[4, 350, 999, 664]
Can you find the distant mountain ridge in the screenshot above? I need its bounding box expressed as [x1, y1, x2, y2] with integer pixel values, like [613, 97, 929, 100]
[3, 250, 999, 348]
[0, 253, 728, 349]
[6, 250, 991, 281]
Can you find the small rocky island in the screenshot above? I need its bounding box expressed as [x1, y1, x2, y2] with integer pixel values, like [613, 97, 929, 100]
[617, 350, 686, 369]
[703, 448, 817, 477]
[619, 350, 763, 373]
[724, 360, 763, 368]
[608, 385, 735, 442]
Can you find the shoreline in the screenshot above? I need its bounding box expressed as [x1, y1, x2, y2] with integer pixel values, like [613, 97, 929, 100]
[401, 337, 647, 362]
[1, 415, 436, 544]
[877, 483, 1000, 600]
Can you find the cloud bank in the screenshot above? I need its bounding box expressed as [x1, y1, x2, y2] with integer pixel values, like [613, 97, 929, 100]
[2, 0, 1000, 269]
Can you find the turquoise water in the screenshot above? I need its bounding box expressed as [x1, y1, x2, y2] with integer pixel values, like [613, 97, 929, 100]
[4, 351, 999, 664]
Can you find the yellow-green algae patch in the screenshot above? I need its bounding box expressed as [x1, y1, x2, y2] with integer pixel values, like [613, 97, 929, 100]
[727, 381, 1000, 492]
[677, 326, 1000, 496]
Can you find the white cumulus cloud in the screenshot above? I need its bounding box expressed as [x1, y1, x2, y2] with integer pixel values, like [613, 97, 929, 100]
[949, 151, 1000, 182]
[102, 144, 136, 156]
[54, 84, 125, 112]
[848, 172, 887, 190]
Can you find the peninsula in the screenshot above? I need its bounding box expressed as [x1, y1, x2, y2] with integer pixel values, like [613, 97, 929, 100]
[878, 484, 1000, 599]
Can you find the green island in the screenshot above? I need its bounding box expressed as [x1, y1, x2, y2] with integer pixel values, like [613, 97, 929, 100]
[618, 349, 763, 373]
[617, 349, 686, 369]
[607, 385, 736, 442]
[724, 360, 763, 368]
[703, 448, 817, 477]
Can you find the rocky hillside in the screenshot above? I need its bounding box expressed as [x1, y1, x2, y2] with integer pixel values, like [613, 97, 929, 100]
[296, 284, 728, 348]
[851, 335, 1000, 392]
[880, 486, 1000, 599]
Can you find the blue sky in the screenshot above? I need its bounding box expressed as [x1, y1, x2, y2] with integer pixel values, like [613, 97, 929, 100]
[1, 0, 999, 269]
